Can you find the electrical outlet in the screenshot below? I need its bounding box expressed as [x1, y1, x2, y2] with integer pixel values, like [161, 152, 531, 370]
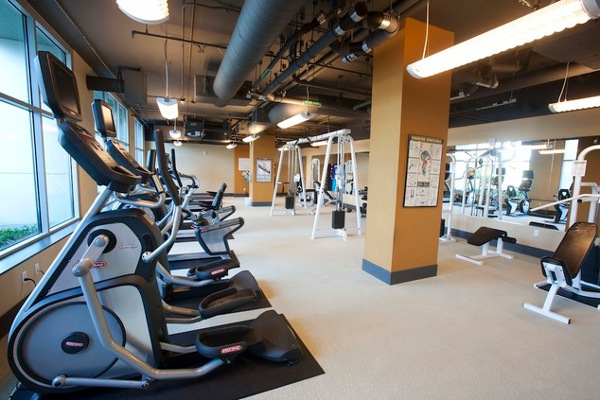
[22, 271, 27, 283]
[34, 263, 40, 275]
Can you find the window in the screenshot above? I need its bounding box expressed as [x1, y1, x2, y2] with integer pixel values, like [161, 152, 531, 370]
[559, 139, 578, 190]
[0, 0, 76, 258]
[134, 118, 145, 164]
[95, 92, 129, 150]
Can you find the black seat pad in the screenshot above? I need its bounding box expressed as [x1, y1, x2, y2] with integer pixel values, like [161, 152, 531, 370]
[467, 227, 508, 246]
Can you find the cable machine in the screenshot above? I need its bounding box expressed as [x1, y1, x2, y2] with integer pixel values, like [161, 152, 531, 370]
[270, 141, 309, 216]
[311, 129, 361, 240]
[440, 154, 456, 243]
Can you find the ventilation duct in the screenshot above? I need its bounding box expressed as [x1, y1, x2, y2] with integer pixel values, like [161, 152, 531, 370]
[212, 0, 306, 107]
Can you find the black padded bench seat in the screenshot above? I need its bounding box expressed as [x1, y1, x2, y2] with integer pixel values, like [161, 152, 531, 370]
[467, 227, 517, 246]
[456, 226, 517, 265]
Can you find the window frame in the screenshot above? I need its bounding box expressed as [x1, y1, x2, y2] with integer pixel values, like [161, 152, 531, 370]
[0, 0, 79, 269]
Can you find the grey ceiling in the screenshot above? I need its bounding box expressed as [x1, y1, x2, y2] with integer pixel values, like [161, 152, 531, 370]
[23, 0, 600, 143]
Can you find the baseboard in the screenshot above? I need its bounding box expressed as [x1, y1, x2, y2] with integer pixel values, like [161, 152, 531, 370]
[251, 202, 272, 207]
[362, 259, 437, 285]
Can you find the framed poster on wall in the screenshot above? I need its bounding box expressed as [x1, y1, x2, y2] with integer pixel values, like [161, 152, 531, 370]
[256, 158, 272, 182]
[404, 135, 443, 207]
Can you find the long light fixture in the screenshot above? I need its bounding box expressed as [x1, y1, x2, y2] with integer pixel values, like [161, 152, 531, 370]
[539, 149, 566, 155]
[157, 40, 179, 120]
[548, 94, 600, 113]
[242, 134, 260, 143]
[117, 0, 169, 25]
[277, 111, 315, 129]
[406, 0, 600, 79]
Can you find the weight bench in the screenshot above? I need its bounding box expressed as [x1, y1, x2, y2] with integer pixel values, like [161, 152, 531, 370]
[455, 227, 516, 265]
[523, 222, 597, 324]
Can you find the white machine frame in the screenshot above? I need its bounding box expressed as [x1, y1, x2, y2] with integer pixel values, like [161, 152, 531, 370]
[524, 144, 600, 323]
[455, 236, 514, 266]
[440, 154, 457, 243]
[270, 141, 310, 216]
[311, 129, 362, 240]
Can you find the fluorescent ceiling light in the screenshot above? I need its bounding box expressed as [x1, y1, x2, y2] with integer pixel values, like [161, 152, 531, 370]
[310, 140, 329, 147]
[277, 112, 315, 129]
[226, 142, 237, 149]
[539, 149, 566, 155]
[242, 134, 260, 143]
[117, 0, 169, 24]
[406, 0, 600, 79]
[156, 97, 179, 120]
[548, 94, 600, 113]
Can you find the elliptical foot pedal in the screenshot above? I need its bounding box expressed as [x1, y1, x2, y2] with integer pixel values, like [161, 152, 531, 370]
[198, 271, 261, 318]
[195, 310, 302, 364]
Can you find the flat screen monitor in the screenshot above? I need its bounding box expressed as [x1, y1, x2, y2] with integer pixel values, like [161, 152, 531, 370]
[35, 51, 83, 122]
[92, 99, 117, 138]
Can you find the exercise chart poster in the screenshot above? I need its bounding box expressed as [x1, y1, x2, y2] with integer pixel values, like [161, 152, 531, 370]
[404, 135, 443, 207]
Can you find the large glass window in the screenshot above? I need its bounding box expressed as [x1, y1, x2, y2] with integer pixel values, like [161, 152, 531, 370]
[42, 116, 74, 227]
[0, 0, 76, 257]
[0, 102, 39, 251]
[0, 0, 29, 103]
[134, 118, 145, 164]
[559, 139, 578, 190]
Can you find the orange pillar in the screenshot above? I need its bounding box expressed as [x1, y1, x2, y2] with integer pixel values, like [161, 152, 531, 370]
[362, 18, 454, 284]
[249, 132, 277, 206]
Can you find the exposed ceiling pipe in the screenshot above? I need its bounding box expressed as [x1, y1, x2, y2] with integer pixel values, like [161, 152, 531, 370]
[451, 63, 597, 104]
[292, 77, 371, 98]
[268, 101, 369, 123]
[212, 0, 306, 107]
[259, 2, 369, 98]
[250, 6, 342, 93]
[336, 12, 400, 63]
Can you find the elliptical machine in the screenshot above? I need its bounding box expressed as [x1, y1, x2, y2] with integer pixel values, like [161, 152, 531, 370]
[504, 170, 534, 216]
[7, 51, 301, 395]
[90, 99, 264, 318]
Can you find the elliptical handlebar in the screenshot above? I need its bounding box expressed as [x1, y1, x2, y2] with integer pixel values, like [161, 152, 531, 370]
[154, 129, 182, 206]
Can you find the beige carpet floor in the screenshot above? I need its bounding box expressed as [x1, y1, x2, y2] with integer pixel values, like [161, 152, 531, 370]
[3, 196, 600, 400]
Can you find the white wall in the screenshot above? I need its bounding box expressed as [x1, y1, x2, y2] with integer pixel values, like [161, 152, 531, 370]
[149, 141, 235, 193]
[448, 107, 600, 146]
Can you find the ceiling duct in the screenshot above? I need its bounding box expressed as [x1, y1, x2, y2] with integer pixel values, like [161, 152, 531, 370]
[212, 0, 306, 107]
[194, 75, 251, 106]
